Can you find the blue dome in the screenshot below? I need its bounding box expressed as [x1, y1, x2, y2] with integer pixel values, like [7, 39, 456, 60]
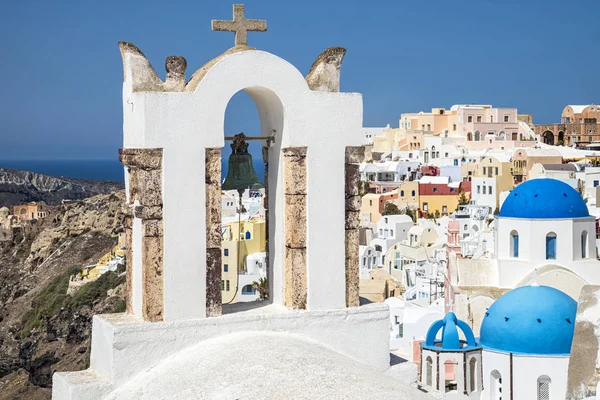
[499, 178, 589, 219]
[421, 312, 480, 351]
[480, 285, 577, 355]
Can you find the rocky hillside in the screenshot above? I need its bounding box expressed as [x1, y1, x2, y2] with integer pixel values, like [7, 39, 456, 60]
[0, 168, 124, 207]
[0, 191, 126, 400]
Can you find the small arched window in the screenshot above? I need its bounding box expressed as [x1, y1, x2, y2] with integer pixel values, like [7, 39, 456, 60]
[241, 284, 255, 295]
[425, 356, 433, 387]
[400, 190, 405, 197]
[546, 232, 557, 260]
[245, 231, 251, 240]
[469, 357, 477, 392]
[490, 370, 502, 400]
[510, 230, 519, 258]
[582, 231, 588, 259]
[464, 224, 468, 230]
[411, 190, 416, 196]
[537, 375, 551, 400]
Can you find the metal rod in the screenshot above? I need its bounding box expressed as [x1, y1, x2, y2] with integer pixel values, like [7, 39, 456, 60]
[224, 136, 275, 141]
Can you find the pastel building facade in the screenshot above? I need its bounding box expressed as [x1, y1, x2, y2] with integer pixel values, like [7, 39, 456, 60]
[471, 154, 513, 211]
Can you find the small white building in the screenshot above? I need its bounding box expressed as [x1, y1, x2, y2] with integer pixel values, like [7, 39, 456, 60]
[369, 214, 414, 267]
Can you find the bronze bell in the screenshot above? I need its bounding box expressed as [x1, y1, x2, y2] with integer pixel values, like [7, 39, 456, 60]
[222, 132, 264, 192]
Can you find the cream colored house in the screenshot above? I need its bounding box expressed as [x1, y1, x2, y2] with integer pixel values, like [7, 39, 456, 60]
[471, 153, 514, 211]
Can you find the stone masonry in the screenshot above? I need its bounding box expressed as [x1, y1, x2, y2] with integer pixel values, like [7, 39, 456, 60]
[119, 148, 164, 322]
[283, 147, 307, 308]
[205, 148, 222, 317]
[345, 146, 364, 307]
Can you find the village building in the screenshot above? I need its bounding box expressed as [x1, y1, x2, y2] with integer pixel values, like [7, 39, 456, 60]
[418, 176, 470, 217]
[13, 201, 47, 221]
[221, 218, 266, 303]
[529, 163, 580, 190]
[470, 153, 514, 212]
[394, 180, 419, 210]
[536, 104, 600, 146]
[512, 147, 563, 183]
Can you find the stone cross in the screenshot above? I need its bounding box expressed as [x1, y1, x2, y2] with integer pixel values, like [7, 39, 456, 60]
[212, 4, 267, 47]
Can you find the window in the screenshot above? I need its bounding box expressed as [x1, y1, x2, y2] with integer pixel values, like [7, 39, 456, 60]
[511, 230, 519, 257]
[490, 116, 494, 122]
[477, 185, 481, 194]
[425, 356, 433, 387]
[390, 229, 394, 236]
[400, 190, 404, 197]
[483, 186, 486, 194]
[495, 167, 498, 175]
[224, 264, 229, 272]
[546, 232, 557, 260]
[483, 167, 486, 175]
[411, 190, 416, 196]
[370, 200, 373, 206]
[504, 115, 509, 122]
[470, 357, 478, 392]
[477, 115, 482, 122]
[221, 280, 225, 291]
[423, 202, 428, 211]
[464, 224, 468, 230]
[226, 280, 230, 291]
[442, 205, 447, 213]
[595, 181, 600, 188]
[537, 375, 551, 400]
[582, 231, 589, 258]
[468, 115, 473, 123]
[224, 249, 229, 257]
[427, 124, 431, 131]
[385, 217, 388, 223]
[489, 186, 492, 194]
[433, 188, 438, 193]
[445, 152, 448, 157]
[241, 284, 255, 295]
[450, 188, 455, 193]
[453, 124, 456, 131]
[491, 370, 502, 400]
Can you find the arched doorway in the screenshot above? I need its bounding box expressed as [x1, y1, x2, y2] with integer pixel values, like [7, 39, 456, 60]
[467, 132, 472, 141]
[474, 131, 481, 141]
[543, 130, 555, 145]
[558, 131, 565, 144]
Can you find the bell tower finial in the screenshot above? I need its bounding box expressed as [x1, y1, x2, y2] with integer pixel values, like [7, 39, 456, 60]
[212, 4, 267, 47]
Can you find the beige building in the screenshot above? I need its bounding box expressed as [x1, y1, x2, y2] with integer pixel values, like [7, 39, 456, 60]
[528, 163, 578, 181]
[394, 181, 419, 210]
[535, 104, 600, 146]
[512, 148, 563, 183]
[471, 154, 514, 211]
[13, 201, 47, 221]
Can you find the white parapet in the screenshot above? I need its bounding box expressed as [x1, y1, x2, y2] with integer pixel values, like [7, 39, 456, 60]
[53, 303, 391, 399]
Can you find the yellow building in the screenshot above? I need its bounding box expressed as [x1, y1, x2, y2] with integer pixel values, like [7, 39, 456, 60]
[394, 181, 419, 210]
[221, 219, 266, 303]
[418, 177, 465, 216]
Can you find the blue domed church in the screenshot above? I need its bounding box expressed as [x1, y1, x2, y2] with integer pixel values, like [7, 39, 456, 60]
[495, 178, 599, 299]
[424, 285, 578, 399]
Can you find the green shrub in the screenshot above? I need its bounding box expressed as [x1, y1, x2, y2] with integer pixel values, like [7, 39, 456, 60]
[20, 268, 123, 338]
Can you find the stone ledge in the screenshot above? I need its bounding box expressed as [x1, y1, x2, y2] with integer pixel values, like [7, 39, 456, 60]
[119, 148, 163, 170]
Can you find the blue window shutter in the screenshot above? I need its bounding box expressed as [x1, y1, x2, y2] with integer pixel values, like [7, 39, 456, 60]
[546, 236, 556, 259]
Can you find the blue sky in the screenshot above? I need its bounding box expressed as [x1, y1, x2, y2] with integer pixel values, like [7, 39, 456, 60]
[1, 0, 598, 160]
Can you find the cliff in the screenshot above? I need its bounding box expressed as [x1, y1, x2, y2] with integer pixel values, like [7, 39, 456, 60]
[0, 191, 126, 400]
[0, 168, 124, 207]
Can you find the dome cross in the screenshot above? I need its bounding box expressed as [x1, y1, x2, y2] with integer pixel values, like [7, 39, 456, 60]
[212, 4, 267, 47]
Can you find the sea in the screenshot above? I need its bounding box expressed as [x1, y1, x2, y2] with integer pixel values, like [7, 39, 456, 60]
[0, 159, 266, 184]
